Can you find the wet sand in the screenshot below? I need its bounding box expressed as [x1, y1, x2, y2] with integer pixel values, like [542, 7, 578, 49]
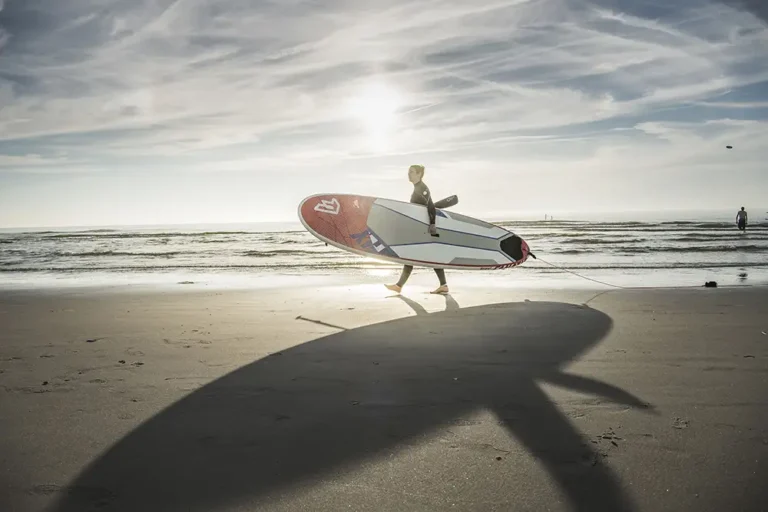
[1, 282, 766, 511]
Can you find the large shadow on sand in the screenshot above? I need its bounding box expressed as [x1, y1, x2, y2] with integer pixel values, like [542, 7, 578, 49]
[49, 297, 654, 512]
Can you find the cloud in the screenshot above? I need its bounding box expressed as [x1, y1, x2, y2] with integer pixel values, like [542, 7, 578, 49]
[0, 0, 767, 225]
[0, 0, 7, 49]
[0, 1, 765, 144]
[0, 153, 70, 166]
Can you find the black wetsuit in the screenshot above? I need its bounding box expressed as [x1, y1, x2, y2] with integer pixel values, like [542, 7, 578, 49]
[394, 180, 446, 287]
[410, 180, 437, 225]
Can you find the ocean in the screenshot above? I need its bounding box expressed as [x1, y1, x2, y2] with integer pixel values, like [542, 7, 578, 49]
[2, 212, 767, 290]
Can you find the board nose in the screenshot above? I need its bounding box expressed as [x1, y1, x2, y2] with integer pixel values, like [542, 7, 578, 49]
[520, 239, 530, 262]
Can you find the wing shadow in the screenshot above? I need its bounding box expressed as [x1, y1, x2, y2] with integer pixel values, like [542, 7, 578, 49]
[49, 300, 652, 512]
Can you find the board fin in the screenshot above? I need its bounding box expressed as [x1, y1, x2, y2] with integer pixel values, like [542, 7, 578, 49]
[434, 195, 458, 209]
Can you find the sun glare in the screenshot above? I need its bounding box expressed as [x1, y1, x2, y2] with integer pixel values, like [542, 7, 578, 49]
[348, 83, 402, 151]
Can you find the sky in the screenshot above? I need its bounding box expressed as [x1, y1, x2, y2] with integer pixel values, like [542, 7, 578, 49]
[1, 0, 767, 228]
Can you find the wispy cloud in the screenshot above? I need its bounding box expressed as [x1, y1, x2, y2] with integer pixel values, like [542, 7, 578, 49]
[0, 0, 767, 224]
[0, 153, 73, 167]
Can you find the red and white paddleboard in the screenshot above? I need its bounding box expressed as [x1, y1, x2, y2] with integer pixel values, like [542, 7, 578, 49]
[298, 193, 530, 270]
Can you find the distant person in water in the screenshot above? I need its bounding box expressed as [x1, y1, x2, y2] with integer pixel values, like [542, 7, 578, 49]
[385, 165, 449, 295]
[736, 207, 748, 232]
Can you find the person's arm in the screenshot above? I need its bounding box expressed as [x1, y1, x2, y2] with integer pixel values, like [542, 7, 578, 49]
[420, 185, 438, 235]
[426, 191, 436, 225]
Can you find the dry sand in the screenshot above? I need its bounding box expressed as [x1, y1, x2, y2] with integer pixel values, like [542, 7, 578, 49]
[1, 280, 767, 512]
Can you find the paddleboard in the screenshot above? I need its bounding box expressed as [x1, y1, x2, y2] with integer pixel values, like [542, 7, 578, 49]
[298, 193, 531, 270]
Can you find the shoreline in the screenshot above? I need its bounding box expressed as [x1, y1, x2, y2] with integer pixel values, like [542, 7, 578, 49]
[1, 264, 766, 294]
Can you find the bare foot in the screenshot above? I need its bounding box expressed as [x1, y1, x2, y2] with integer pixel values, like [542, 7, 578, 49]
[385, 284, 402, 293]
[430, 285, 449, 294]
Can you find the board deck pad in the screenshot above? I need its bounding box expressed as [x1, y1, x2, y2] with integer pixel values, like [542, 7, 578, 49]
[298, 193, 530, 270]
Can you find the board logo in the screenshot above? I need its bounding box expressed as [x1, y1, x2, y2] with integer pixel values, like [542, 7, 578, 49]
[350, 228, 396, 257]
[314, 198, 340, 215]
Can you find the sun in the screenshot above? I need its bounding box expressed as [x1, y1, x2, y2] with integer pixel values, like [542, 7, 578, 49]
[348, 83, 402, 151]
[350, 83, 400, 129]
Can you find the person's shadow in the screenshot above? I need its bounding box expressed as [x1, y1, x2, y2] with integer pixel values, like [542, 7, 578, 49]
[388, 291, 461, 315]
[48, 297, 654, 512]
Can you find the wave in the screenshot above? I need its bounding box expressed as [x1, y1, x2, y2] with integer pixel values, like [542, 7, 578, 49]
[526, 245, 768, 256]
[549, 249, 593, 255]
[501, 220, 768, 228]
[666, 235, 768, 242]
[51, 250, 186, 258]
[35, 231, 264, 240]
[0, 261, 400, 273]
[520, 228, 768, 236]
[619, 245, 768, 254]
[535, 237, 647, 245]
[0, 249, 28, 256]
[529, 262, 768, 270]
[241, 249, 333, 257]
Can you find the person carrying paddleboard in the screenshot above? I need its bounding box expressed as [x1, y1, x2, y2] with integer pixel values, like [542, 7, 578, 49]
[385, 164, 449, 295]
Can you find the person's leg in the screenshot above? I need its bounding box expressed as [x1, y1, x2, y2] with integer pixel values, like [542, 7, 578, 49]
[385, 265, 413, 293]
[398, 265, 415, 286]
[430, 268, 449, 294]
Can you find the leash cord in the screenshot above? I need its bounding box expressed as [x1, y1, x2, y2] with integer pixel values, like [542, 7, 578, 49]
[531, 255, 629, 289]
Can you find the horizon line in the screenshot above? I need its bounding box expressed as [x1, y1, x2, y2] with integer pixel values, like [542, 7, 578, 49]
[2, 207, 766, 232]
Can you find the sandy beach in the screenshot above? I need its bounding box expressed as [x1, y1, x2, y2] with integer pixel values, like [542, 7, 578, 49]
[1, 279, 767, 512]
